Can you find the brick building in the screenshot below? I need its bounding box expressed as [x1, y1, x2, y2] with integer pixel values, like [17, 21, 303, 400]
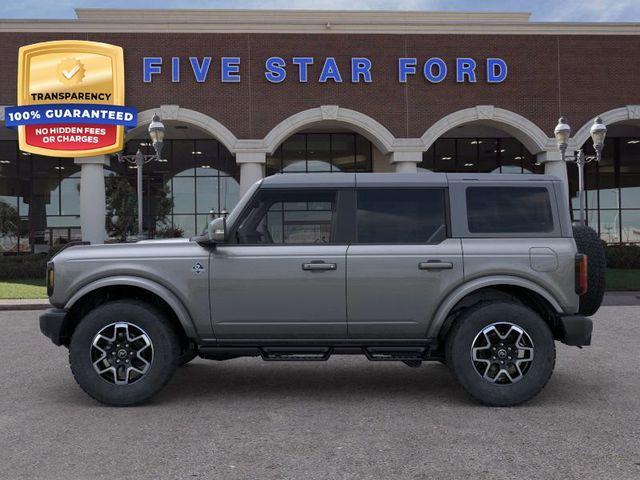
[0, 9, 639, 250]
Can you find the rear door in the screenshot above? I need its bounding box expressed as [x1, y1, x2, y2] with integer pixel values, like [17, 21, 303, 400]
[346, 187, 463, 339]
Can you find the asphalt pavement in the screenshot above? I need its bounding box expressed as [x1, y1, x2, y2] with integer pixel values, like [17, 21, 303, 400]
[0, 308, 639, 480]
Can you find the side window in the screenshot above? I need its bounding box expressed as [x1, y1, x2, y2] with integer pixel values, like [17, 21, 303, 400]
[236, 190, 336, 244]
[466, 186, 554, 233]
[356, 188, 447, 243]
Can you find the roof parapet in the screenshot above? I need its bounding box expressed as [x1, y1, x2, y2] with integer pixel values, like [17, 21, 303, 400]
[73, 9, 532, 24]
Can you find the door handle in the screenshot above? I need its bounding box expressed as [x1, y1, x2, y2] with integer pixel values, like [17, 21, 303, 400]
[419, 261, 454, 270]
[302, 261, 337, 272]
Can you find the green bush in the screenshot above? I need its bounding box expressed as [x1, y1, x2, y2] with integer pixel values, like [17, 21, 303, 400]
[605, 244, 640, 269]
[0, 254, 47, 280]
[0, 245, 66, 280]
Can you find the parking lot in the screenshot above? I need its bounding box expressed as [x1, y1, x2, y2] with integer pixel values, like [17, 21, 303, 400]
[1, 307, 639, 480]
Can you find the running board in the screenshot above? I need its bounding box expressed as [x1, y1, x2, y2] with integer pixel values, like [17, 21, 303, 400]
[260, 347, 333, 361]
[199, 345, 434, 362]
[363, 346, 429, 361]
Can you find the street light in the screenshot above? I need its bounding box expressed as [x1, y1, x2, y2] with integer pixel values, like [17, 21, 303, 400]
[117, 113, 166, 239]
[554, 116, 607, 226]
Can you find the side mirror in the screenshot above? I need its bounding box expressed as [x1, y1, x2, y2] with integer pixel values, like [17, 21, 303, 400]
[208, 216, 227, 243]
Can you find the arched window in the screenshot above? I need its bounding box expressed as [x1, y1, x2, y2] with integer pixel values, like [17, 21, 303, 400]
[117, 138, 240, 238]
[266, 133, 373, 175]
[418, 136, 540, 174]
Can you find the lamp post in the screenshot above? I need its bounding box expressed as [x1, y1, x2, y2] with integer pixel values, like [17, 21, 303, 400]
[554, 116, 607, 226]
[117, 113, 166, 239]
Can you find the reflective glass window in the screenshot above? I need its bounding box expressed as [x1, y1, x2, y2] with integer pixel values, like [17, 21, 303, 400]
[356, 188, 447, 243]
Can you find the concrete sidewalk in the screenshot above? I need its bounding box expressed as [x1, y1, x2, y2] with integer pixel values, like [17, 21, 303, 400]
[0, 292, 639, 311]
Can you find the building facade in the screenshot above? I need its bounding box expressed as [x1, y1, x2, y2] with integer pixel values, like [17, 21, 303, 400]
[0, 9, 639, 252]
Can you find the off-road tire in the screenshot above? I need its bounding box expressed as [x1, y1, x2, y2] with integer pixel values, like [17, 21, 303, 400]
[69, 300, 180, 406]
[445, 301, 556, 407]
[572, 224, 606, 316]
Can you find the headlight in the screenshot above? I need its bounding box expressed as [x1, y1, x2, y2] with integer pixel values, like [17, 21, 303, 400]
[46, 263, 54, 297]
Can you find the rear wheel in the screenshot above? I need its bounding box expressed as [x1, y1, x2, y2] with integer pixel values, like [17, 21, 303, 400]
[445, 301, 555, 407]
[69, 300, 179, 406]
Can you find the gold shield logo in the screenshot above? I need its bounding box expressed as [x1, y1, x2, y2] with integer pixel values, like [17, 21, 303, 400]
[56, 58, 86, 85]
[16, 40, 126, 157]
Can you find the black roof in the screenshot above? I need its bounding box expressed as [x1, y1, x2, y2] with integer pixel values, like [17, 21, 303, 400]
[260, 172, 558, 188]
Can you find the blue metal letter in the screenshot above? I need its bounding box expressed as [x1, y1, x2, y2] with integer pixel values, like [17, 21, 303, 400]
[189, 57, 211, 83]
[292, 57, 313, 82]
[456, 58, 477, 83]
[221, 57, 241, 83]
[143, 57, 162, 83]
[319, 57, 343, 83]
[351, 57, 372, 83]
[398, 58, 417, 83]
[265, 57, 287, 83]
[424, 58, 447, 83]
[171, 57, 180, 83]
[487, 58, 508, 83]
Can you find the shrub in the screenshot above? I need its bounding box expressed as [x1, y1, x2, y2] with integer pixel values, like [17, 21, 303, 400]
[604, 244, 640, 269]
[0, 253, 48, 280]
[0, 244, 68, 280]
[155, 226, 185, 238]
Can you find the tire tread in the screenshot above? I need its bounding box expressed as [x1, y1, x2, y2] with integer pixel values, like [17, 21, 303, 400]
[69, 299, 179, 406]
[445, 300, 556, 407]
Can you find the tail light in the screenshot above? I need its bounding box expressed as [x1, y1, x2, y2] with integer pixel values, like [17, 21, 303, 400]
[46, 262, 54, 297]
[575, 254, 588, 295]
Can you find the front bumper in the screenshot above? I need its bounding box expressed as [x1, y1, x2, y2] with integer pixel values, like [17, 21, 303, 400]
[39, 308, 68, 346]
[558, 315, 593, 346]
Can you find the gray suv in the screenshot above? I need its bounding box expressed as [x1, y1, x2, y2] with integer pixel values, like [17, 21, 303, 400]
[39, 173, 603, 407]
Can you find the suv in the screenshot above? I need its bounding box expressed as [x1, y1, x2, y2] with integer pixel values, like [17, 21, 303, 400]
[39, 173, 604, 407]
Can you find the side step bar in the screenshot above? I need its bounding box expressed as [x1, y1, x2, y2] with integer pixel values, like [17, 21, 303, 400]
[363, 346, 429, 361]
[260, 347, 333, 361]
[199, 345, 435, 362]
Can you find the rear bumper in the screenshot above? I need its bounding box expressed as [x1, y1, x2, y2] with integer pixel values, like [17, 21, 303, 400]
[39, 308, 68, 346]
[558, 315, 593, 346]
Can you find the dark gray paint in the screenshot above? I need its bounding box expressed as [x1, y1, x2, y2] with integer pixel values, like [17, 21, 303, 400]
[48, 172, 580, 342]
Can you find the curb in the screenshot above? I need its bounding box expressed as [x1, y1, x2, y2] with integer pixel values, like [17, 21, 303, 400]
[602, 291, 640, 306]
[0, 300, 51, 311]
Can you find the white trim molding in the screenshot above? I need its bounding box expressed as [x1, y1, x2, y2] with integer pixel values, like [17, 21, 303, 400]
[421, 106, 554, 154]
[128, 106, 239, 154]
[263, 106, 396, 155]
[572, 105, 640, 148]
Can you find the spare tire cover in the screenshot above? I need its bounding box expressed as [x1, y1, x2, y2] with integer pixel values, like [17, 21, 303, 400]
[572, 224, 606, 316]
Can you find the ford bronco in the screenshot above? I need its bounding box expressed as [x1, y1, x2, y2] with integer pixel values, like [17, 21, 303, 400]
[39, 173, 605, 406]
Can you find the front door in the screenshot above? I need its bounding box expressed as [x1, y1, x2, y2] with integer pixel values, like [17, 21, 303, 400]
[346, 187, 463, 339]
[210, 188, 349, 339]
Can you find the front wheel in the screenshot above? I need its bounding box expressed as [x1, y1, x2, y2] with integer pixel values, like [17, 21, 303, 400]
[445, 301, 556, 407]
[69, 300, 180, 406]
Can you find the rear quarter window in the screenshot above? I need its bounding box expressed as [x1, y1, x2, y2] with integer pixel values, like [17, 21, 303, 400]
[466, 186, 554, 233]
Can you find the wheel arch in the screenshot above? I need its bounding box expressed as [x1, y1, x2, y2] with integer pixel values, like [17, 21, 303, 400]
[429, 276, 563, 340]
[61, 276, 197, 346]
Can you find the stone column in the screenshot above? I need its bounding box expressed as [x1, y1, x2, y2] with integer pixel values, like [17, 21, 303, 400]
[537, 151, 568, 190]
[390, 151, 422, 173]
[74, 155, 109, 244]
[237, 152, 266, 196]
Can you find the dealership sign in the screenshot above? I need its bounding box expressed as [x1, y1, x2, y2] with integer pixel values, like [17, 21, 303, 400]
[142, 56, 508, 84]
[5, 40, 137, 157]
